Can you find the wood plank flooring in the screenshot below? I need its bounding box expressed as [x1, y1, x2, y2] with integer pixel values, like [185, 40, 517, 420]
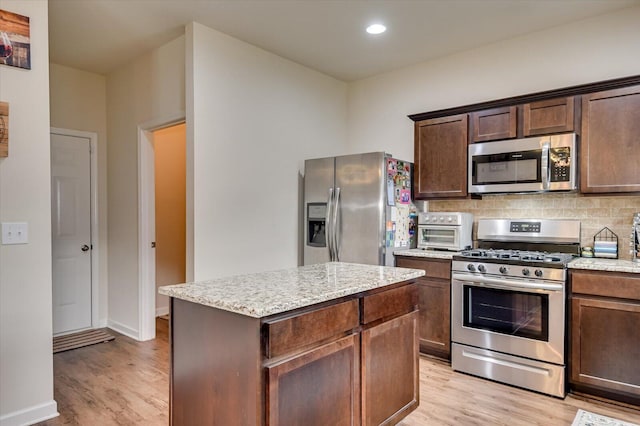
[37, 318, 639, 425]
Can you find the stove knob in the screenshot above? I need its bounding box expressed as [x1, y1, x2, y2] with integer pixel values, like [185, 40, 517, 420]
[499, 266, 508, 274]
[467, 264, 476, 272]
[535, 269, 543, 277]
[447, 216, 453, 223]
[522, 268, 530, 276]
[478, 264, 486, 273]
[439, 216, 445, 222]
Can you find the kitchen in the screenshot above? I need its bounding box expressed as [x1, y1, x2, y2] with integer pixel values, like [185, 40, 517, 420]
[2, 1, 640, 425]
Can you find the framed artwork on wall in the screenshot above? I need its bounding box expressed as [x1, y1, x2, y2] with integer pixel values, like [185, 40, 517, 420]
[0, 9, 31, 70]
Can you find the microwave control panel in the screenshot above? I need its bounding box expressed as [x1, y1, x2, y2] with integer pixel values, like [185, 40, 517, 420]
[549, 147, 571, 182]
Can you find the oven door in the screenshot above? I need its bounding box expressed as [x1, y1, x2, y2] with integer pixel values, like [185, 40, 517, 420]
[451, 273, 565, 365]
[417, 225, 461, 251]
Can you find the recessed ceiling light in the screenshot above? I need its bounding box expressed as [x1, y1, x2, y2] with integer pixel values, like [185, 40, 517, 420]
[366, 24, 386, 35]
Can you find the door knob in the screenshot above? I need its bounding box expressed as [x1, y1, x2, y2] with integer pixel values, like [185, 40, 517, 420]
[81, 244, 90, 252]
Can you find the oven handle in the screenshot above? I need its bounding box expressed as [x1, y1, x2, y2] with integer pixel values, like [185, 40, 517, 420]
[451, 273, 563, 292]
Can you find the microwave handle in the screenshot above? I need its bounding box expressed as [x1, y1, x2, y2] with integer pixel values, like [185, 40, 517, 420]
[541, 142, 550, 191]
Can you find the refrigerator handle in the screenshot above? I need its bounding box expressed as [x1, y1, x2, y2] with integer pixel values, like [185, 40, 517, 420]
[333, 187, 341, 262]
[326, 187, 334, 261]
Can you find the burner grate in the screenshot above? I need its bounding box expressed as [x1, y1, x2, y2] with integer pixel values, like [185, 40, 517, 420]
[457, 249, 574, 265]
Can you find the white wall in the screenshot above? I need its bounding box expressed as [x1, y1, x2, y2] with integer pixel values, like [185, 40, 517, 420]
[49, 63, 108, 327]
[347, 5, 640, 161]
[0, 1, 58, 425]
[187, 22, 347, 280]
[106, 36, 185, 337]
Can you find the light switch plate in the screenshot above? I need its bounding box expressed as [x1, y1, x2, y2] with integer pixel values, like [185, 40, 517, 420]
[1, 222, 28, 244]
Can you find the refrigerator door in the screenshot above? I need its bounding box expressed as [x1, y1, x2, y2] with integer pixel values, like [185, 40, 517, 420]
[303, 157, 335, 265]
[335, 152, 386, 265]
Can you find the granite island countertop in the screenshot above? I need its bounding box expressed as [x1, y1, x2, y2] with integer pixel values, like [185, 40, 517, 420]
[158, 262, 425, 318]
[568, 258, 640, 274]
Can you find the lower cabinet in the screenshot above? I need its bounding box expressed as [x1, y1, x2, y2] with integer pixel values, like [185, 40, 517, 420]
[396, 256, 452, 359]
[569, 270, 640, 406]
[266, 334, 360, 426]
[263, 282, 419, 426]
[361, 311, 419, 426]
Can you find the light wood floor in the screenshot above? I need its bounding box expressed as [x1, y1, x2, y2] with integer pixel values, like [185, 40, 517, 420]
[38, 318, 639, 425]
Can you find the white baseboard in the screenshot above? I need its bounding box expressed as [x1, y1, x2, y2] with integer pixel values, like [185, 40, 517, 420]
[97, 318, 108, 328]
[155, 306, 169, 317]
[107, 319, 139, 341]
[0, 400, 58, 426]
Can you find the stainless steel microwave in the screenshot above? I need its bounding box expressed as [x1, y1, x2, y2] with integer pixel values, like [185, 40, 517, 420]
[468, 133, 577, 194]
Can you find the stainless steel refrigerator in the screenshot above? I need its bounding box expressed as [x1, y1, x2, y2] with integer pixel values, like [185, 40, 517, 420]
[303, 152, 415, 266]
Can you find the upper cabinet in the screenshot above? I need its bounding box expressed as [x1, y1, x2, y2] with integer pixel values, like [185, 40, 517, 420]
[581, 85, 640, 194]
[470, 97, 576, 143]
[409, 76, 640, 199]
[523, 97, 575, 137]
[469, 106, 517, 143]
[414, 114, 468, 199]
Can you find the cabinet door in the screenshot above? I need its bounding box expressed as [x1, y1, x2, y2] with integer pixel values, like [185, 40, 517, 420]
[414, 114, 468, 199]
[266, 334, 360, 426]
[581, 85, 640, 193]
[469, 106, 517, 142]
[570, 296, 640, 402]
[418, 278, 451, 359]
[361, 311, 419, 426]
[523, 97, 575, 136]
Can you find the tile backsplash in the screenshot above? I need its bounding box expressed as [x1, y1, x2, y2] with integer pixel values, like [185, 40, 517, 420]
[429, 193, 640, 260]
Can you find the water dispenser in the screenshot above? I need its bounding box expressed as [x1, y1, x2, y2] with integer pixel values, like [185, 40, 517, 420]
[307, 203, 327, 247]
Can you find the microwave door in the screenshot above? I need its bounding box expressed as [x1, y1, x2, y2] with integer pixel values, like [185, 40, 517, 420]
[470, 148, 544, 194]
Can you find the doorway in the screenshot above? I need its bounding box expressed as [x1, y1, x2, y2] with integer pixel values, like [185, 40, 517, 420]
[50, 128, 99, 336]
[138, 119, 187, 340]
[152, 124, 187, 317]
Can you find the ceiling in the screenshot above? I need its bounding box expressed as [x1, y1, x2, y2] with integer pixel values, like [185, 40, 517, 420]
[48, 0, 640, 82]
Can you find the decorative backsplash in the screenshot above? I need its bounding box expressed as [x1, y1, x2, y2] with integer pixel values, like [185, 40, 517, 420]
[429, 193, 640, 260]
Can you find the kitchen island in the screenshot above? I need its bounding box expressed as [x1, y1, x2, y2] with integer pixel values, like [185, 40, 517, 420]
[159, 262, 425, 426]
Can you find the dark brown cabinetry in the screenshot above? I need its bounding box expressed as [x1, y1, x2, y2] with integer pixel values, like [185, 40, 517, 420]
[581, 85, 640, 193]
[396, 256, 452, 360]
[569, 270, 640, 405]
[470, 97, 575, 143]
[523, 97, 575, 136]
[414, 114, 468, 199]
[470, 106, 517, 143]
[170, 281, 419, 425]
[267, 334, 360, 425]
[362, 311, 419, 425]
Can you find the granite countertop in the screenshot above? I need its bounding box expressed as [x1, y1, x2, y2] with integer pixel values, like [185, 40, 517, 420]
[568, 258, 640, 274]
[158, 262, 425, 318]
[394, 248, 460, 260]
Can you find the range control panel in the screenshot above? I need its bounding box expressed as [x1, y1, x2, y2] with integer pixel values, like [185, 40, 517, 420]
[510, 221, 541, 233]
[549, 147, 571, 182]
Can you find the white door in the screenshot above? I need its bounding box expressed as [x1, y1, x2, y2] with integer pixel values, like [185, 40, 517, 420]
[51, 133, 92, 335]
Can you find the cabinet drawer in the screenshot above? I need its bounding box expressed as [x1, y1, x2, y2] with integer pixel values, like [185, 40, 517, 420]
[571, 270, 640, 301]
[362, 284, 418, 325]
[264, 299, 359, 358]
[396, 256, 451, 280]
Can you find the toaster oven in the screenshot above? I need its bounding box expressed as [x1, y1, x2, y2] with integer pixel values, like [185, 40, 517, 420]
[417, 212, 473, 251]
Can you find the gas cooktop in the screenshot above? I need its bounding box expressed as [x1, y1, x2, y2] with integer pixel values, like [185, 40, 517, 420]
[458, 248, 574, 263]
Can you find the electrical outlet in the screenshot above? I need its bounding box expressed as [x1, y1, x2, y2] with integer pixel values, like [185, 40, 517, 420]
[1, 222, 29, 244]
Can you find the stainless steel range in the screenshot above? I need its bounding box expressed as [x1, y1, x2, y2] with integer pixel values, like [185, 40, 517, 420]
[451, 219, 580, 398]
